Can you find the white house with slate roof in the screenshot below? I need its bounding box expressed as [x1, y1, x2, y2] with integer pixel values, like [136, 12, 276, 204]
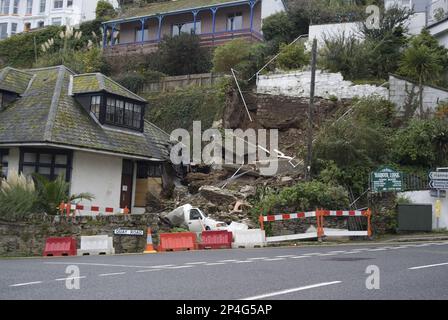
[0, 65, 170, 214]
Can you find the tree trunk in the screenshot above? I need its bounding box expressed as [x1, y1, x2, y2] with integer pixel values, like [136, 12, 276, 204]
[419, 77, 424, 119]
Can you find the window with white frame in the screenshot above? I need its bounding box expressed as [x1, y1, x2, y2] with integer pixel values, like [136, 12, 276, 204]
[13, 0, 19, 14]
[26, 0, 32, 14]
[227, 12, 243, 31]
[171, 21, 201, 36]
[67, 0, 72, 8]
[90, 95, 101, 119]
[0, 23, 7, 39]
[51, 17, 61, 25]
[0, 0, 10, 15]
[11, 22, 17, 35]
[39, 0, 45, 13]
[53, 0, 62, 9]
[37, 20, 44, 28]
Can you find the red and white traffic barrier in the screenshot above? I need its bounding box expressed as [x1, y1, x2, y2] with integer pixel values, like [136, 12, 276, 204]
[259, 209, 372, 242]
[261, 211, 317, 222]
[58, 202, 130, 216]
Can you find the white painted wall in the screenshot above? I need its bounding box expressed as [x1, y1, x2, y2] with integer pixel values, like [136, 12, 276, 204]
[257, 70, 388, 100]
[429, 18, 448, 47]
[389, 74, 448, 113]
[406, 12, 427, 35]
[398, 190, 448, 230]
[308, 22, 362, 47]
[5, 147, 19, 178]
[70, 150, 122, 212]
[261, 0, 286, 20]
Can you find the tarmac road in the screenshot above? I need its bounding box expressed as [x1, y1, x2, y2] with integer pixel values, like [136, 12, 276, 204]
[1, 241, 448, 300]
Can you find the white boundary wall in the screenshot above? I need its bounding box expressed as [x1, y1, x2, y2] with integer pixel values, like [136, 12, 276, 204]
[398, 190, 448, 230]
[257, 70, 388, 100]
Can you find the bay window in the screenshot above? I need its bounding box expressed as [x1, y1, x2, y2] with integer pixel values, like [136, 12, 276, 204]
[19, 148, 72, 181]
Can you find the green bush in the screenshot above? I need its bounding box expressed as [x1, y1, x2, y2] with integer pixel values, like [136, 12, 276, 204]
[33, 174, 94, 216]
[277, 42, 309, 70]
[212, 39, 252, 73]
[253, 181, 350, 216]
[392, 118, 448, 167]
[148, 34, 212, 76]
[144, 84, 226, 133]
[0, 172, 38, 220]
[114, 72, 148, 93]
[96, 0, 117, 21]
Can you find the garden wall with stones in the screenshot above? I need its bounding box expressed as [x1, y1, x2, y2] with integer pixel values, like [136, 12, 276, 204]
[0, 214, 161, 257]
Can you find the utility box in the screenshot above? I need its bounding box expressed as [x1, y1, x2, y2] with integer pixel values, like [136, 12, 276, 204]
[398, 204, 432, 231]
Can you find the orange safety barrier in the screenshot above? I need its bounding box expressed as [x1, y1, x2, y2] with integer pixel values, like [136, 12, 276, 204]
[158, 232, 197, 252]
[317, 209, 372, 238]
[199, 231, 233, 249]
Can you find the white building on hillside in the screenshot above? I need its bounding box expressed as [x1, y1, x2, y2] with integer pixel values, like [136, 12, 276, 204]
[0, 0, 118, 40]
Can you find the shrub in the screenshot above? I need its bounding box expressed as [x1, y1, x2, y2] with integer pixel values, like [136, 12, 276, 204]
[277, 42, 309, 70]
[96, 0, 117, 21]
[392, 118, 448, 167]
[114, 72, 147, 93]
[33, 174, 94, 215]
[262, 12, 296, 48]
[319, 34, 370, 80]
[148, 34, 212, 76]
[0, 172, 38, 220]
[253, 181, 350, 216]
[212, 39, 252, 73]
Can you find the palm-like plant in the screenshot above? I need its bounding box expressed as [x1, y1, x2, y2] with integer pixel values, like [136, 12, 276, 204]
[399, 45, 442, 118]
[33, 174, 94, 215]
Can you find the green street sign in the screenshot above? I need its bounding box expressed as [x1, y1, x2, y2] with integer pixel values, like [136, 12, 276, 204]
[371, 167, 403, 193]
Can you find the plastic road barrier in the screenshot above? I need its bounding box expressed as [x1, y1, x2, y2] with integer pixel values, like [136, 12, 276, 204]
[232, 229, 266, 248]
[43, 237, 77, 256]
[77, 235, 115, 256]
[158, 232, 197, 252]
[259, 211, 320, 242]
[199, 231, 233, 249]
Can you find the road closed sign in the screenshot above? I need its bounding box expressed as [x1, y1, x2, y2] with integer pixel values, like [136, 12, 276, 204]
[371, 167, 403, 193]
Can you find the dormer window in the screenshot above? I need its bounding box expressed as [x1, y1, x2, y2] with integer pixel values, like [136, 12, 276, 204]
[105, 97, 143, 130]
[71, 73, 147, 132]
[90, 95, 101, 119]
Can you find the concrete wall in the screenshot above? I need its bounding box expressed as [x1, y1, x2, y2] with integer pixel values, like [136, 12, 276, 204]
[429, 18, 448, 47]
[308, 22, 361, 47]
[389, 74, 448, 113]
[5, 147, 19, 179]
[70, 150, 123, 212]
[257, 70, 388, 100]
[398, 190, 448, 230]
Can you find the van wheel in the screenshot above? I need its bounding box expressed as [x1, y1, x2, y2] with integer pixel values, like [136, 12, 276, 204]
[205, 226, 211, 231]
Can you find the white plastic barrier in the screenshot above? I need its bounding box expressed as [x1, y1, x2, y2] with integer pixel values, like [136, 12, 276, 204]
[232, 229, 266, 248]
[77, 235, 115, 256]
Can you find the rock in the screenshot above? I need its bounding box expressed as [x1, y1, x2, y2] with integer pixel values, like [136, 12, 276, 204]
[199, 185, 238, 205]
[239, 185, 256, 198]
[281, 177, 293, 183]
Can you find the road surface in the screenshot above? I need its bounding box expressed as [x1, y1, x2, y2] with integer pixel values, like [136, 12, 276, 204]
[1, 241, 448, 300]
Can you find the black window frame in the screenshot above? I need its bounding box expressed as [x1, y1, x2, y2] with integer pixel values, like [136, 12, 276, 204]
[90, 95, 101, 120]
[104, 93, 145, 132]
[19, 148, 73, 182]
[0, 148, 9, 178]
[136, 162, 163, 179]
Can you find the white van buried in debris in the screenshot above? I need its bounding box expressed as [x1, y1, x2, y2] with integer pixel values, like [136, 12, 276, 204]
[165, 204, 248, 233]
